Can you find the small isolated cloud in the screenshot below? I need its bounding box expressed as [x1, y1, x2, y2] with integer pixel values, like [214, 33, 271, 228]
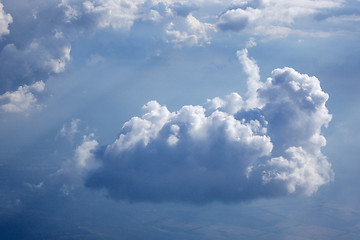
[246, 37, 257, 48]
[0, 81, 45, 113]
[166, 13, 217, 47]
[0, 1, 80, 92]
[0, 1, 12, 38]
[60, 118, 81, 141]
[80, 49, 333, 204]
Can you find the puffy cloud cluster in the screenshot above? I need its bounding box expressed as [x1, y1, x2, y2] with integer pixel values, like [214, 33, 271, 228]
[0, 38, 71, 91]
[0, 0, 348, 95]
[0, 0, 153, 92]
[81, 0, 218, 46]
[0, 80, 45, 113]
[63, 0, 218, 47]
[166, 13, 217, 47]
[80, 49, 333, 204]
[82, 0, 147, 29]
[0, 0, 216, 94]
[217, 0, 343, 37]
[0, 0, 75, 93]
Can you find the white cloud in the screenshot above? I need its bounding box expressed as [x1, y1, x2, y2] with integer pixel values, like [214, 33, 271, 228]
[58, 0, 81, 23]
[0, 81, 45, 113]
[0, 2, 12, 38]
[81, 50, 333, 204]
[46, 45, 71, 74]
[0, 0, 223, 93]
[83, 0, 146, 30]
[0, 0, 347, 95]
[263, 146, 332, 195]
[74, 133, 99, 171]
[0, 1, 78, 93]
[166, 13, 217, 47]
[236, 48, 262, 109]
[255, 66, 333, 195]
[217, 7, 251, 31]
[0, 38, 71, 91]
[217, 0, 344, 38]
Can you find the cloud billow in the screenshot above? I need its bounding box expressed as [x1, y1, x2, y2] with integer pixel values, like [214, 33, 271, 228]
[79, 49, 333, 204]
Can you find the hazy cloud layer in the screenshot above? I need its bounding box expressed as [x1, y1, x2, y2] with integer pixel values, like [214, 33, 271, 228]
[79, 49, 333, 204]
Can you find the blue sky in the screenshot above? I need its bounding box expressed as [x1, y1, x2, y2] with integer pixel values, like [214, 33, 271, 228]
[0, 0, 360, 239]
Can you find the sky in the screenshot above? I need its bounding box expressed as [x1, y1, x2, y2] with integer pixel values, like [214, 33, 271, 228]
[0, 0, 359, 239]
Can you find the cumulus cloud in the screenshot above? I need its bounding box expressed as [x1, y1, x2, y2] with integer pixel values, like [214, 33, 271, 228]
[0, 80, 45, 113]
[0, 0, 76, 92]
[74, 133, 99, 171]
[0, 0, 345, 95]
[0, 39, 71, 91]
[217, 7, 250, 31]
[80, 49, 333, 204]
[0, 1, 12, 38]
[82, 0, 146, 29]
[217, 0, 343, 37]
[0, 0, 220, 93]
[166, 13, 216, 47]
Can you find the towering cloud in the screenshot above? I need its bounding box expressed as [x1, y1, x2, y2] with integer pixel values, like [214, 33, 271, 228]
[79, 49, 333, 204]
